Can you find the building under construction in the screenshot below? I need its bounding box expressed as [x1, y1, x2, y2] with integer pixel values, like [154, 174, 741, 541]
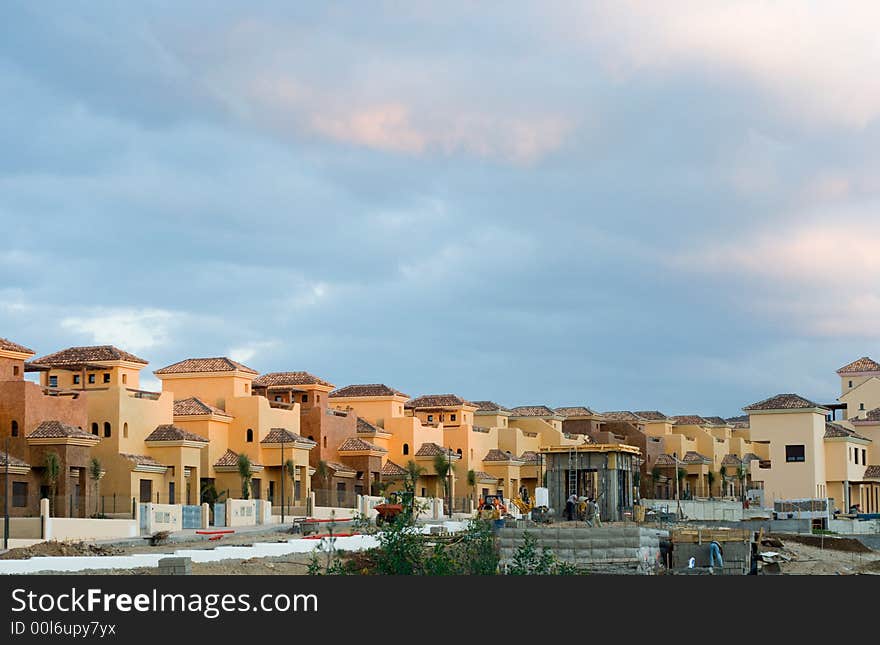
[541, 444, 641, 522]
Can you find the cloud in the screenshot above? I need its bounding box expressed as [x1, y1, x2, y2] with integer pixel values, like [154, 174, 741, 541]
[568, 1, 880, 127]
[59, 308, 183, 353]
[228, 340, 280, 365]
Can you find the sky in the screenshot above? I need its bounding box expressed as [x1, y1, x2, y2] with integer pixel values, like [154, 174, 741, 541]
[2, 2, 880, 417]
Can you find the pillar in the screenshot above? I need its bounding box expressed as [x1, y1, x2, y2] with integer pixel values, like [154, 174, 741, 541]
[200, 503, 209, 529]
[40, 498, 50, 540]
[174, 459, 185, 507]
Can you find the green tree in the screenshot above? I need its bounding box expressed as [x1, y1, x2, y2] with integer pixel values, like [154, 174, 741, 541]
[433, 453, 452, 513]
[88, 457, 102, 516]
[402, 460, 425, 521]
[677, 468, 686, 498]
[43, 451, 61, 515]
[650, 465, 662, 498]
[237, 453, 253, 500]
[315, 460, 330, 505]
[467, 469, 477, 506]
[707, 470, 716, 499]
[718, 465, 727, 497]
[284, 458, 297, 512]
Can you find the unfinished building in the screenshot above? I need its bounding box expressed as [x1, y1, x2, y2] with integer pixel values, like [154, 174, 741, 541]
[542, 443, 641, 522]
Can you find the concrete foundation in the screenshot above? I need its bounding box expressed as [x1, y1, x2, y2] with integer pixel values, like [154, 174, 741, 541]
[158, 556, 192, 575]
[498, 526, 663, 574]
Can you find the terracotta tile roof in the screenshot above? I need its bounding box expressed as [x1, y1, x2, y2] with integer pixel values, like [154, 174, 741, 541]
[356, 418, 388, 434]
[509, 405, 559, 417]
[338, 437, 387, 453]
[330, 384, 408, 398]
[28, 420, 95, 440]
[0, 337, 34, 355]
[653, 454, 677, 466]
[857, 407, 880, 422]
[173, 397, 231, 418]
[726, 415, 750, 427]
[405, 394, 474, 409]
[473, 471, 498, 482]
[837, 357, 880, 374]
[155, 357, 257, 375]
[414, 442, 451, 457]
[214, 449, 240, 467]
[381, 460, 408, 477]
[864, 465, 880, 479]
[721, 454, 742, 466]
[682, 451, 712, 464]
[518, 451, 541, 464]
[482, 449, 521, 462]
[633, 411, 669, 421]
[670, 415, 709, 426]
[145, 424, 209, 443]
[260, 428, 314, 445]
[472, 400, 511, 412]
[253, 371, 334, 388]
[743, 394, 826, 412]
[602, 411, 641, 422]
[703, 416, 730, 426]
[741, 453, 760, 463]
[326, 461, 356, 473]
[120, 453, 164, 467]
[824, 423, 870, 441]
[31, 345, 147, 366]
[0, 450, 29, 468]
[555, 406, 598, 417]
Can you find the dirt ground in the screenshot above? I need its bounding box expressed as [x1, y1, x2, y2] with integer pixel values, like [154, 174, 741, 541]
[765, 534, 880, 575]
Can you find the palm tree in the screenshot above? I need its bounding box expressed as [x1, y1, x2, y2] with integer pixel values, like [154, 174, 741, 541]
[402, 460, 425, 521]
[284, 458, 296, 511]
[651, 465, 662, 498]
[88, 457, 102, 516]
[467, 469, 477, 507]
[433, 453, 452, 511]
[719, 465, 727, 497]
[44, 452, 61, 516]
[677, 467, 686, 499]
[706, 470, 716, 499]
[237, 453, 253, 500]
[315, 460, 330, 505]
[738, 462, 749, 502]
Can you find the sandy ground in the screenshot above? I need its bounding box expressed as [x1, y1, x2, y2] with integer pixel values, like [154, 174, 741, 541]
[765, 535, 880, 575]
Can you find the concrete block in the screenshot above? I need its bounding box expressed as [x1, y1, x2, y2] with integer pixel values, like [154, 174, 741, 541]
[557, 539, 575, 550]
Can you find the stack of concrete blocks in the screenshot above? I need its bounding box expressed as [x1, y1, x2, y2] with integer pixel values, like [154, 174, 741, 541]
[498, 527, 663, 575]
[158, 557, 192, 575]
[671, 541, 751, 575]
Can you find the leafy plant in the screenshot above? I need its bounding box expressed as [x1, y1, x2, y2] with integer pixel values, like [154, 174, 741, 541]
[506, 532, 581, 575]
[433, 453, 452, 513]
[237, 453, 253, 500]
[707, 470, 716, 499]
[88, 457, 102, 516]
[43, 451, 61, 515]
[284, 458, 297, 511]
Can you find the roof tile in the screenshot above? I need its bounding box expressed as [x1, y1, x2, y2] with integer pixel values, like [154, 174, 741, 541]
[145, 424, 209, 443]
[330, 384, 408, 398]
[837, 357, 880, 374]
[254, 371, 334, 388]
[27, 420, 96, 440]
[155, 357, 257, 375]
[743, 394, 827, 412]
[0, 337, 35, 355]
[338, 437, 387, 453]
[173, 397, 231, 417]
[509, 405, 559, 417]
[405, 394, 474, 409]
[31, 345, 147, 366]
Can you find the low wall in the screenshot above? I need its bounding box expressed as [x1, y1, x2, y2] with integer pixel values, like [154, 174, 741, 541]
[255, 500, 273, 525]
[226, 499, 257, 527]
[498, 527, 662, 574]
[681, 519, 812, 534]
[311, 506, 358, 520]
[47, 518, 138, 542]
[642, 499, 744, 521]
[0, 517, 41, 540]
[828, 518, 880, 535]
[141, 503, 182, 534]
[671, 540, 752, 574]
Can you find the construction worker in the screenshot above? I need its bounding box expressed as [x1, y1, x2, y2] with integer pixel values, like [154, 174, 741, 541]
[587, 497, 602, 527]
[565, 494, 577, 521]
[709, 540, 724, 569]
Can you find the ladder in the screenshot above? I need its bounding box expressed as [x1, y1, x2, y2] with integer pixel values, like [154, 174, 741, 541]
[567, 448, 577, 498]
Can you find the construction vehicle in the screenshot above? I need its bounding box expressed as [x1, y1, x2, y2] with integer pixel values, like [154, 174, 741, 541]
[511, 495, 532, 515]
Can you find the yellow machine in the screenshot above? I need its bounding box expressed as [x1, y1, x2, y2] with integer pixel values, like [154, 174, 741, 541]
[512, 496, 532, 515]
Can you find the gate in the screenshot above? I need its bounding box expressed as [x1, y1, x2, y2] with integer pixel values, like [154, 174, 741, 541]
[213, 503, 226, 527]
[139, 504, 149, 533]
[182, 505, 201, 529]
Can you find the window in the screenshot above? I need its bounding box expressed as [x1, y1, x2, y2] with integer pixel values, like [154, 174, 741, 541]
[323, 436, 327, 448]
[307, 436, 314, 442]
[427, 415, 434, 423]
[12, 482, 27, 507]
[11, 420, 18, 437]
[91, 422, 99, 436]
[122, 374, 127, 385]
[103, 422, 111, 438]
[301, 394, 308, 403]
[139, 479, 153, 503]
[862, 449, 867, 465]
[421, 488, 426, 497]
[103, 373, 111, 383]
[403, 443, 409, 455]
[451, 414, 456, 422]
[123, 422, 128, 438]
[785, 445, 805, 463]
[88, 374, 95, 384]
[246, 428, 254, 442]
[317, 395, 320, 402]
[860, 403, 866, 411]
[244, 384, 249, 393]
[456, 448, 462, 456]
[49, 375, 58, 388]
[849, 380, 854, 388]
[275, 396, 282, 402]
[73, 375, 80, 385]
[13, 365, 19, 377]
[439, 414, 444, 422]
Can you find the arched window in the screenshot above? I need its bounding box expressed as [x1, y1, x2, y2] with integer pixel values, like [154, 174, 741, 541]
[456, 448, 462, 456]
[122, 374, 128, 385]
[308, 436, 314, 442]
[91, 422, 99, 436]
[246, 428, 254, 442]
[403, 443, 409, 455]
[11, 420, 18, 437]
[123, 422, 128, 438]
[323, 437, 327, 448]
[103, 422, 111, 438]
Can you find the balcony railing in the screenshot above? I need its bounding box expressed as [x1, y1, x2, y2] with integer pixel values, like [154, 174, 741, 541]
[127, 388, 161, 400]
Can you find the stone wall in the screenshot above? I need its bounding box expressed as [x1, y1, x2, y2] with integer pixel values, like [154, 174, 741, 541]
[498, 526, 663, 574]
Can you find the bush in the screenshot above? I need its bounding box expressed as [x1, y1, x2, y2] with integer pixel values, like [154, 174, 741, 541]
[506, 532, 583, 575]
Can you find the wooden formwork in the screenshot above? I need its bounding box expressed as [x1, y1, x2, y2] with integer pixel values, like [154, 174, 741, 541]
[671, 528, 751, 544]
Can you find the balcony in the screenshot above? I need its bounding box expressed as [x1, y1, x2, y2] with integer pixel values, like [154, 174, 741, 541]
[127, 388, 161, 401]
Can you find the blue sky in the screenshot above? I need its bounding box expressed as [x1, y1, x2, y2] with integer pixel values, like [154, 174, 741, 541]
[2, 2, 880, 416]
